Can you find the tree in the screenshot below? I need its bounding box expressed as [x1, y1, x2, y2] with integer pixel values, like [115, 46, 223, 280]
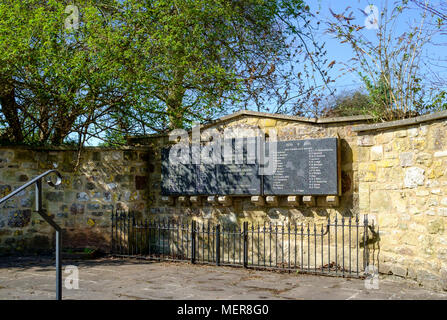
[117, 0, 333, 132]
[321, 90, 373, 117]
[411, 0, 447, 107]
[327, 1, 444, 121]
[0, 0, 138, 146]
[0, 0, 330, 147]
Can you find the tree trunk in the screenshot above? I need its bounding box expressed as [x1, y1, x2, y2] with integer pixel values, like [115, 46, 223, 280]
[166, 70, 187, 130]
[0, 81, 24, 143]
[51, 110, 77, 146]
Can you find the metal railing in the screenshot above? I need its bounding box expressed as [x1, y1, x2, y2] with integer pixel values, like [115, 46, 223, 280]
[111, 210, 376, 278]
[0, 169, 63, 300]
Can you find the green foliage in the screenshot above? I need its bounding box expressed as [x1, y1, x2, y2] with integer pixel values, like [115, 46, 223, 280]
[322, 90, 372, 117]
[0, 0, 135, 145]
[327, 1, 443, 121]
[0, 0, 318, 146]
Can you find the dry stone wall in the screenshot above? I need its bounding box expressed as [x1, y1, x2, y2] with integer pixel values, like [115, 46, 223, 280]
[144, 116, 364, 226]
[138, 110, 447, 290]
[0, 146, 150, 254]
[354, 117, 447, 290]
[2, 109, 447, 291]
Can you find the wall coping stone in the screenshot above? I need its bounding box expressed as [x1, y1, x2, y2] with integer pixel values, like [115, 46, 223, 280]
[128, 110, 374, 143]
[0, 145, 150, 151]
[352, 110, 447, 133]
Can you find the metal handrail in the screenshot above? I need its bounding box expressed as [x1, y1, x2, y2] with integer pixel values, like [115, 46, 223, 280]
[0, 169, 63, 300]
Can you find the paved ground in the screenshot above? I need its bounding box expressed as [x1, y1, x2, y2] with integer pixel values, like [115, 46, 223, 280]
[0, 256, 446, 300]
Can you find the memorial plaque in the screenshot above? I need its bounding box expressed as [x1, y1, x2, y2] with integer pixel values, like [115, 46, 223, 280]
[161, 146, 218, 195]
[161, 147, 181, 195]
[263, 138, 339, 195]
[161, 137, 339, 197]
[177, 162, 198, 195]
[216, 137, 261, 195]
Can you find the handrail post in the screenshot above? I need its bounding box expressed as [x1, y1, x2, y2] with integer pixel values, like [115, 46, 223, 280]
[0, 170, 62, 300]
[56, 229, 62, 300]
[36, 178, 62, 301]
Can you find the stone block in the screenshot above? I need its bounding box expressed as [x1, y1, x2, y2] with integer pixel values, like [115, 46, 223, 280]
[265, 196, 278, 206]
[404, 167, 425, 188]
[377, 159, 397, 168]
[302, 195, 315, 206]
[161, 196, 174, 205]
[415, 153, 433, 167]
[86, 182, 96, 190]
[395, 129, 407, 138]
[0, 185, 12, 198]
[177, 196, 190, 206]
[408, 127, 419, 137]
[45, 192, 64, 202]
[207, 196, 218, 205]
[359, 184, 370, 211]
[87, 203, 101, 210]
[428, 161, 445, 179]
[217, 196, 232, 206]
[326, 195, 339, 207]
[286, 196, 300, 206]
[434, 150, 447, 158]
[7, 209, 31, 228]
[370, 145, 383, 160]
[190, 196, 202, 205]
[359, 163, 377, 182]
[250, 196, 265, 206]
[357, 135, 374, 146]
[399, 152, 414, 167]
[20, 197, 32, 207]
[391, 265, 408, 277]
[259, 119, 277, 128]
[76, 192, 89, 201]
[70, 203, 85, 215]
[427, 219, 444, 234]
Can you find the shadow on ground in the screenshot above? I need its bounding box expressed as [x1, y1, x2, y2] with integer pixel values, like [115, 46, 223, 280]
[0, 256, 446, 300]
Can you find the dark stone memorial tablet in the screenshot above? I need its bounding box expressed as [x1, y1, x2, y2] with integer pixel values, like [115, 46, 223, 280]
[263, 138, 340, 195]
[161, 146, 219, 195]
[216, 137, 261, 195]
[161, 147, 182, 195]
[162, 137, 339, 197]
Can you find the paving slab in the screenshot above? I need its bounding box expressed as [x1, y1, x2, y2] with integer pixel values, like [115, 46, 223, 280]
[0, 256, 446, 300]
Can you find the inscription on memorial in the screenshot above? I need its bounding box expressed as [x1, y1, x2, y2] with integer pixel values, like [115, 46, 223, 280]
[263, 138, 339, 195]
[161, 137, 340, 196]
[216, 138, 261, 195]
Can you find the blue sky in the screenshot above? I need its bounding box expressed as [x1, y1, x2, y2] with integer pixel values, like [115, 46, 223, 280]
[85, 0, 446, 145]
[308, 0, 446, 92]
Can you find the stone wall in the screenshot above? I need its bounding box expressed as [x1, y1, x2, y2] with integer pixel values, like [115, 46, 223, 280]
[133, 112, 374, 272]
[0, 146, 150, 254]
[132, 110, 447, 291]
[3, 109, 447, 291]
[353, 115, 447, 290]
[142, 116, 365, 225]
